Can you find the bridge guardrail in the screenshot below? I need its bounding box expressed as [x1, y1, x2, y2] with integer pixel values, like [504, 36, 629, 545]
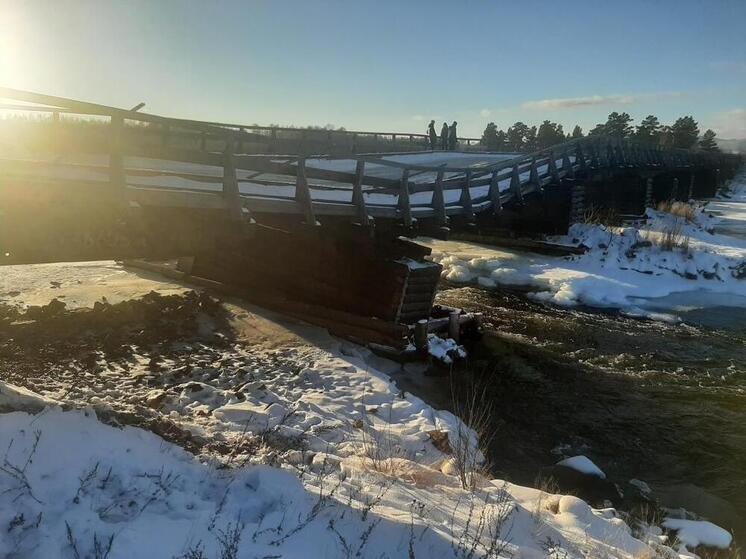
[0, 88, 742, 229]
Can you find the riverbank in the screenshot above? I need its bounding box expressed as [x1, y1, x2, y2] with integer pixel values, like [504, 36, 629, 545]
[0, 261, 692, 558]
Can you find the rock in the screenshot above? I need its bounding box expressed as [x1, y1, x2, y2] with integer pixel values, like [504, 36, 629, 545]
[440, 457, 458, 476]
[547, 464, 623, 507]
[352, 419, 364, 429]
[145, 390, 167, 409]
[427, 430, 452, 454]
[732, 261, 746, 279]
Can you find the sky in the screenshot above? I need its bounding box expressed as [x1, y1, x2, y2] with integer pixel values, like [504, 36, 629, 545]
[1, 0, 746, 138]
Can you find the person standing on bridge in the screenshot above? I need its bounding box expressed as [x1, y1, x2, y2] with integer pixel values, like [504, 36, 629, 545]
[428, 120, 438, 150]
[448, 121, 458, 151]
[440, 122, 449, 150]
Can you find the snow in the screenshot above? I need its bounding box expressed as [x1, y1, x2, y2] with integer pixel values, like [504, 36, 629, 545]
[422, 169, 746, 320]
[662, 518, 733, 550]
[0, 374, 663, 559]
[0, 260, 189, 308]
[0, 262, 676, 559]
[426, 334, 466, 364]
[556, 455, 607, 479]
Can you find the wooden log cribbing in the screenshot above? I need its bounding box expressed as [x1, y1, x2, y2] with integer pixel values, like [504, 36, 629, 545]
[569, 181, 586, 225]
[122, 258, 409, 347]
[189, 224, 442, 327]
[645, 177, 654, 209]
[449, 233, 586, 256]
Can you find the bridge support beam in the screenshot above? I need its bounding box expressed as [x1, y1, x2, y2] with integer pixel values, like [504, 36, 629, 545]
[569, 181, 586, 225]
[190, 226, 442, 344]
[645, 177, 654, 209]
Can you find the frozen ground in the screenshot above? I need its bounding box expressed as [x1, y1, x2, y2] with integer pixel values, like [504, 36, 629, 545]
[422, 169, 746, 323]
[0, 262, 723, 557]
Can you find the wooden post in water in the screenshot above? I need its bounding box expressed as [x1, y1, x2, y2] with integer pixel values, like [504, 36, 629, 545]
[671, 177, 679, 200]
[448, 311, 460, 342]
[688, 173, 695, 200]
[414, 319, 429, 351]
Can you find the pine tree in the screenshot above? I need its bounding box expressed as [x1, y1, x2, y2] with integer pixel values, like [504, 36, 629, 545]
[636, 115, 661, 144]
[480, 122, 499, 150]
[523, 126, 538, 152]
[571, 125, 583, 138]
[536, 120, 565, 149]
[699, 129, 719, 152]
[604, 112, 634, 138]
[588, 123, 607, 136]
[495, 129, 508, 151]
[671, 116, 699, 149]
[506, 122, 529, 151]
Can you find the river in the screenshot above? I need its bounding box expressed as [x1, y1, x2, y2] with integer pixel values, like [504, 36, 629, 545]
[397, 187, 746, 542]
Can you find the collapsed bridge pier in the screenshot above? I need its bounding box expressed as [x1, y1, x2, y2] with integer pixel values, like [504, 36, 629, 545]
[0, 88, 742, 348]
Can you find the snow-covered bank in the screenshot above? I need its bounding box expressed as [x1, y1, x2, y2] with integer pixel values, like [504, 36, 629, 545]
[0, 261, 736, 557]
[423, 170, 746, 321]
[0, 380, 685, 559]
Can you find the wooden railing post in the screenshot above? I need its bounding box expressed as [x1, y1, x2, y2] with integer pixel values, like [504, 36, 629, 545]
[351, 160, 370, 226]
[562, 150, 574, 179]
[161, 123, 170, 146]
[671, 177, 679, 200]
[432, 170, 448, 225]
[222, 137, 244, 221]
[488, 170, 502, 214]
[569, 182, 585, 224]
[530, 158, 540, 186]
[295, 157, 317, 225]
[548, 150, 560, 183]
[576, 143, 587, 173]
[688, 173, 695, 200]
[270, 128, 278, 154]
[510, 164, 524, 203]
[460, 171, 475, 221]
[398, 168, 413, 228]
[237, 127, 245, 153]
[109, 114, 126, 204]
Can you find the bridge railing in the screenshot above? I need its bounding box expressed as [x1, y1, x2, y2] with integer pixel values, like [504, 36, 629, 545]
[0, 88, 741, 228]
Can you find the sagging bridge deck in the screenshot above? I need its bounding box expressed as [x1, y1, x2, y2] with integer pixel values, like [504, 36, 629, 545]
[1, 88, 742, 349]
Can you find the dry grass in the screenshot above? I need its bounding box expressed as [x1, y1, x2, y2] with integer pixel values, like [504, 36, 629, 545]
[656, 200, 697, 222]
[583, 205, 622, 227]
[643, 219, 690, 253]
[450, 376, 496, 491]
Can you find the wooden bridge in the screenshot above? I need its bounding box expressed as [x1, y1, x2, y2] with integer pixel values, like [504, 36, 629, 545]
[1, 89, 742, 348]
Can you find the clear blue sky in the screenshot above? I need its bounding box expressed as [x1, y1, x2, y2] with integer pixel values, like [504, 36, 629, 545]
[2, 0, 745, 138]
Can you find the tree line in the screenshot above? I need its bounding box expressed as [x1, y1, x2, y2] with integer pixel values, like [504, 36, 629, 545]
[480, 113, 720, 153]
